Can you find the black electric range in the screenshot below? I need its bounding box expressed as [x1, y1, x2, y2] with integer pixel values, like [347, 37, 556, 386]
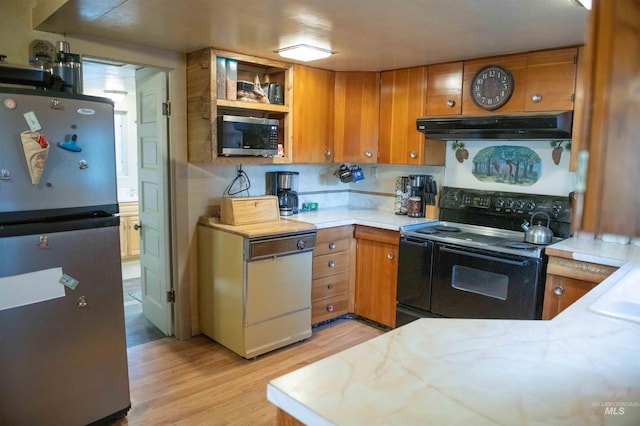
[396, 186, 572, 325]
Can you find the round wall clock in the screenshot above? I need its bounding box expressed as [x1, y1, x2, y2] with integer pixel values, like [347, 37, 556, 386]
[470, 65, 514, 110]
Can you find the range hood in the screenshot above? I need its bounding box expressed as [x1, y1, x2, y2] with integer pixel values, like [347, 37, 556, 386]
[416, 111, 573, 140]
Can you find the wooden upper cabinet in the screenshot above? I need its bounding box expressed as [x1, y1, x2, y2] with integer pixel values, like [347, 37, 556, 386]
[334, 71, 380, 163]
[524, 47, 578, 112]
[462, 54, 528, 115]
[379, 66, 444, 165]
[575, 0, 640, 238]
[425, 62, 463, 116]
[291, 65, 335, 163]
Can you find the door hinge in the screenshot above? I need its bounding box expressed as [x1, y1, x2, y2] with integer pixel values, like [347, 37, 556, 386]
[167, 289, 175, 303]
[571, 93, 575, 103]
[163, 101, 171, 116]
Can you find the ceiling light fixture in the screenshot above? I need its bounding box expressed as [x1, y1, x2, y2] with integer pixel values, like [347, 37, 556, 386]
[103, 89, 128, 102]
[276, 44, 334, 62]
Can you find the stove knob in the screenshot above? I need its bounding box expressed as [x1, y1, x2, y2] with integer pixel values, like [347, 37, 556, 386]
[552, 202, 564, 216]
[515, 200, 525, 211]
[449, 191, 461, 204]
[495, 198, 505, 209]
[505, 199, 515, 209]
[527, 201, 536, 211]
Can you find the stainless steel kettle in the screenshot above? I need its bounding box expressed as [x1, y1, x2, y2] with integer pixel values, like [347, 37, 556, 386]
[521, 212, 553, 244]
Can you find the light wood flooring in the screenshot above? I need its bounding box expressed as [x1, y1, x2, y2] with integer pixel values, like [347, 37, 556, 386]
[109, 318, 384, 425]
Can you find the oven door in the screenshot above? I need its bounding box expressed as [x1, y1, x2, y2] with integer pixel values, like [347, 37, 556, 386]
[431, 243, 544, 319]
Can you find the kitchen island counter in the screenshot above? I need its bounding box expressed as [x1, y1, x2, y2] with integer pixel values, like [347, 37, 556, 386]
[267, 261, 640, 425]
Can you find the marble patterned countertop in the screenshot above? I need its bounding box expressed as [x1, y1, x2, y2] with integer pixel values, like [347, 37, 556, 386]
[267, 216, 640, 425]
[291, 207, 435, 230]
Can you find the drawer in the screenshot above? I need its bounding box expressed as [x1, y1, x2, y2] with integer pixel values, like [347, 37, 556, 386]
[314, 237, 351, 256]
[313, 251, 350, 278]
[312, 272, 349, 300]
[316, 225, 353, 243]
[312, 294, 349, 324]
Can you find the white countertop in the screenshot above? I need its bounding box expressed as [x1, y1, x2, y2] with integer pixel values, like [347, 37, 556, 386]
[292, 207, 435, 230]
[268, 262, 640, 425]
[546, 236, 640, 267]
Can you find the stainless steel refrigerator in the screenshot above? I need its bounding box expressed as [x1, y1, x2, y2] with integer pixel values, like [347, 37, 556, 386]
[0, 87, 130, 424]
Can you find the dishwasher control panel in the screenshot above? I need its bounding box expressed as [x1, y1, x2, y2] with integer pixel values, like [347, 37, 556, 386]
[247, 231, 316, 261]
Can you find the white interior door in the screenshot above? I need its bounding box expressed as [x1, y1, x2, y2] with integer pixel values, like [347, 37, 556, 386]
[136, 70, 172, 336]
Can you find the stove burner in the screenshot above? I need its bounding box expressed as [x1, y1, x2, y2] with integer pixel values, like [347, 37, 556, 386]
[433, 225, 461, 232]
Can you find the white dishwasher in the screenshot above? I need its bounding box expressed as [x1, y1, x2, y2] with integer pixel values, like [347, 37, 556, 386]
[199, 224, 316, 358]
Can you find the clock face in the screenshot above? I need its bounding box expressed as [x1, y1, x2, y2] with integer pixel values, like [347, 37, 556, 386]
[471, 65, 514, 110]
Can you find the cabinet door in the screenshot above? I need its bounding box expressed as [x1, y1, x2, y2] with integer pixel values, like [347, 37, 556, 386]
[462, 54, 528, 115]
[292, 65, 335, 163]
[426, 62, 463, 115]
[355, 239, 398, 328]
[119, 220, 128, 258]
[577, 0, 640, 238]
[334, 71, 380, 163]
[524, 48, 577, 112]
[542, 274, 597, 320]
[128, 216, 141, 257]
[379, 67, 429, 165]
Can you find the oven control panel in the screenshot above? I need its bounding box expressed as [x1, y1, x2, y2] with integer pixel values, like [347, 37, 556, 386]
[439, 187, 572, 222]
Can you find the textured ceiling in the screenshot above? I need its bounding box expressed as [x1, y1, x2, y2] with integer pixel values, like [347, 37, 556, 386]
[35, 0, 589, 72]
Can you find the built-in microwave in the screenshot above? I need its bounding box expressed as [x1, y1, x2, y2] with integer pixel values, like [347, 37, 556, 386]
[217, 115, 279, 157]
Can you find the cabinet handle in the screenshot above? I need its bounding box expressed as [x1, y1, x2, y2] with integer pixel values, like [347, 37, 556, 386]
[134, 224, 141, 231]
[364, 151, 373, 158]
[325, 149, 332, 157]
[387, 251, 394, 260]
[531, 93, 542, 103]
[327, 283, 334, 289]
[446, 99, 456, 108]
[554, 286, 565, 296]
[410, 151, 418, 159]
[328, 242, 336, 250]
[328, 260, 335, 268]
[327, 304, 335, 312]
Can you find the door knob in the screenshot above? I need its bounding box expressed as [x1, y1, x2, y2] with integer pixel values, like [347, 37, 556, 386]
[134, 224, 141, 231]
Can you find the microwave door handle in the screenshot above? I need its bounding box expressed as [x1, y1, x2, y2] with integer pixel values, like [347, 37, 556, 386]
[439, 246, 531, 267]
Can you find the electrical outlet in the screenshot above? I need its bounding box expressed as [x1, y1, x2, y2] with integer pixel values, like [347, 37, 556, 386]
[370, 166, 378, 179]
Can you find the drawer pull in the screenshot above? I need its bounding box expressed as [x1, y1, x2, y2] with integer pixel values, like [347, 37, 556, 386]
[328, 242, 336, 250]
[446, 99, 456, 108]
[327, 283, 334, 289]
[531, 93, 542, 103]
[554, 286, 565, 296]
[327, 304, 334, 312]
[328, 260, 335, 268]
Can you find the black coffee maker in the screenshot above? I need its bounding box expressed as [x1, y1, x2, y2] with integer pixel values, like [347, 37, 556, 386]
[266, 171, 299, 216]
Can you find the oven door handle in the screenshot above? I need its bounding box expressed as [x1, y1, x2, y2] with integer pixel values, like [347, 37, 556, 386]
[439, 246, 531, 267]
[401, 237, 432, 247]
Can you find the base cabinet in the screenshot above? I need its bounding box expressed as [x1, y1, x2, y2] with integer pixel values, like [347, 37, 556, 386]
[354, 226, 399, 328]
[311, 226, 354, 324]
[542, 253, 618, 319]
[119, 202, 140, 259]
